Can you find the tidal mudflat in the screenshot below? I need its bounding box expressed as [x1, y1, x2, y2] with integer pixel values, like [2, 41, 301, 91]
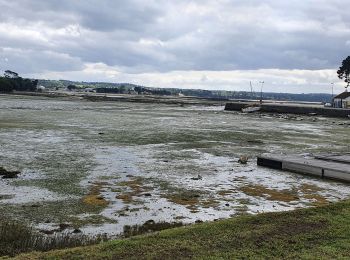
[0, 95, 349, 236]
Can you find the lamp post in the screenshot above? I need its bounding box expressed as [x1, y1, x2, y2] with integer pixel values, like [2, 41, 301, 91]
[330, 82, 334, 106]
[331, 82, 334, 98]
[259, 81, 264, 104]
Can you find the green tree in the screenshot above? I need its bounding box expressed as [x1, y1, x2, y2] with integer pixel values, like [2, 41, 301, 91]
[0, 77, 14, 92]
[4, 70, 19, 79]
[119, 85, 126, 93]
[337, 56, 350, 90]
[0, 70, 38, 92]
[67, 84, 77, 91]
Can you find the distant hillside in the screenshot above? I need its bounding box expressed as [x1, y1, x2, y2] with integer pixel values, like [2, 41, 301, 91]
[38, 79, 333, 103]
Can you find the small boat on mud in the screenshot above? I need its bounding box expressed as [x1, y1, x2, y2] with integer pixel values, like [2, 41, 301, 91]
[242, 105, 261, 113]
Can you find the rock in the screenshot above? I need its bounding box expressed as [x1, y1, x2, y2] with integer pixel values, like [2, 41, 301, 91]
[72, 229, 82, 234]
[143, 193, 152, 197]
[195, 220, 203, 223]
[39, 229, 55, 235]
[98, 132, 105, 135]
[247, 140, 264, 144]
[225, 203, 230, 207]
[0, 167, 20, 179]
[144, 219, 155, 225]
[191, 174, 202, 180]
[58, 223, 70, 230]
[238, 156, 248, 164]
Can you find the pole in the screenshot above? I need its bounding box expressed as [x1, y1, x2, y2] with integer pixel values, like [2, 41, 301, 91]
[259, 81, 264, 104]
[331, 82, 334, 97]
[330, 82, 334, 105]
[250, 81, 253, 100]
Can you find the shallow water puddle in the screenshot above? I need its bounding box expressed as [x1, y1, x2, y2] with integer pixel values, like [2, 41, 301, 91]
[76, 145, 350, 236]
[0, 95, 349, 236]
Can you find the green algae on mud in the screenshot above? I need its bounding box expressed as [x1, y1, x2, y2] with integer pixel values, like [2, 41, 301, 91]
[0, 95, 349, 237]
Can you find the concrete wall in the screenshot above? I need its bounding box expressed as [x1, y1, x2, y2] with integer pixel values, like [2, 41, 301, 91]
[225, 102, 350, 118]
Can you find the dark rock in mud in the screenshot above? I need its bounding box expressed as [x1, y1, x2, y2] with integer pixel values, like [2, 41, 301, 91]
[73, 229, 82, 234]
[238, 156, 248, 164]
[143, 193, 152, 197]
[247, 139, 264, 144]
[0, 167, 20, 179]
[96, 196, 105, 200]
[0, 194, 14, 200]
[58, 223, 70, 231]
[144, 219, 155, 225]
[39, 229, 55, 235]
[191, 174, 202, 180]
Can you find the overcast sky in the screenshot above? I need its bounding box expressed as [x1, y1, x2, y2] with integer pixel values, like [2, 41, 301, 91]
[0, 0, 349, 93]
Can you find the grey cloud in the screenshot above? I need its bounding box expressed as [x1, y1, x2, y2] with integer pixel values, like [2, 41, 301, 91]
[0, 0, 349, 75]
[0, 47, 84, 74]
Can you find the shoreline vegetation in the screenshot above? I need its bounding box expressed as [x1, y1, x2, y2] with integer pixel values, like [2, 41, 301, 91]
[0, 70, 335, 104]
[6, 199, 350, 259]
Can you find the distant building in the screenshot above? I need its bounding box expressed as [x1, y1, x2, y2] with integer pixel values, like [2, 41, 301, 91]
[84, 88, 96, 93]
[128, 88, 137, 95]
[333, 91, 350, 108]
[37, 85, 46, 92]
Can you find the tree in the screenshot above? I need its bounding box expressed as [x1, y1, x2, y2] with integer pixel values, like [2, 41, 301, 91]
[0, 77, 14, 92]
[337, 56, 350, 91]
[119, 85, 126, 93]
[67, 84, 77, 91]
[4, 70, 19, 79]
[1, 70, 38, 92]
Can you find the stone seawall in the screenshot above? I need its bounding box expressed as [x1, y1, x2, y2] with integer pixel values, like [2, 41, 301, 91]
[225, 102, 350, 118]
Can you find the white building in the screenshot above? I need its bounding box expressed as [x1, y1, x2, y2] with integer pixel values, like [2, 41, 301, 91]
[333, 91, 350, 108]
[37, 85, 46, 92]
[84, 88, 96, 93]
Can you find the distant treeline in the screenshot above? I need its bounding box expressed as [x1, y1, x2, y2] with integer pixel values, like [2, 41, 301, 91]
[95, 86, 172, 95]
[0, 70, 38, 92]
[37, 79, 333, 103]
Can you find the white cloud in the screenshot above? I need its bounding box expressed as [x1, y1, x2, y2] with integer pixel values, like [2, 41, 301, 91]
[26, 63, 346, 94]
[0, 0, 349, 93]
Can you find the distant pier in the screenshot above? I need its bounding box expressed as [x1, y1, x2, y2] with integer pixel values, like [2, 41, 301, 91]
[225, 101, 350, 118]
[257, 154, 350, 182]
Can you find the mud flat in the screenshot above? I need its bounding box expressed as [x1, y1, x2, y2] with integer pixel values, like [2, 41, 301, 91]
[2, 92, 227, 106]
[1, 94, 350, 237]
[225, 101, 350, 118]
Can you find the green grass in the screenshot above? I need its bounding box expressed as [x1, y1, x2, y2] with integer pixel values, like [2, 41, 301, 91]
[0, 219, 105, 258]
[10, 199, 350, 259]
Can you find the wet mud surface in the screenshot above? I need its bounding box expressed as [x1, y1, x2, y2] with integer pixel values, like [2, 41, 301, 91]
[0, 95, 349, 236]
